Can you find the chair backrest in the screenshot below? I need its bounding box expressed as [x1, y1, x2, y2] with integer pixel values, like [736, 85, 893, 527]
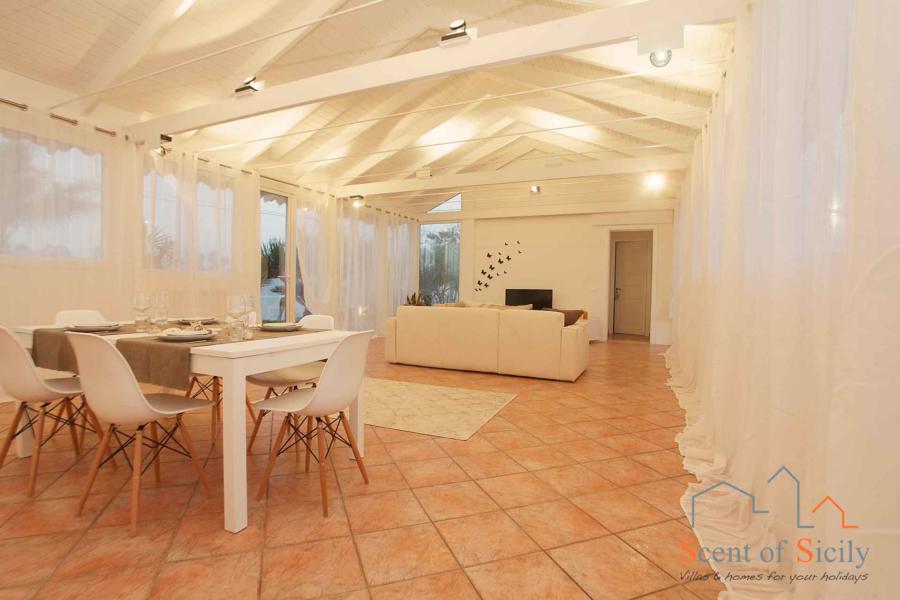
[54, 310, 108, 326]
[307, 331, 373, 416]
[65, 332, 160, 426]
[300, 314, 335, 330]
[0, 327, 54, 402]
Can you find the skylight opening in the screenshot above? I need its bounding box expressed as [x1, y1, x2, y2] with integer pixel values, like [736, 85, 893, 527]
[427, 192, 462, 214]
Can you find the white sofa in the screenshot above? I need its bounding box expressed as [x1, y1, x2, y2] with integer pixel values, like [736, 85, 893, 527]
[384, 305, 589, 381]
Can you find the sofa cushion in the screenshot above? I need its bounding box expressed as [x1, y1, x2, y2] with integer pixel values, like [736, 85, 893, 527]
[541, 308, 584, 326]
[396, 305, 499, 372]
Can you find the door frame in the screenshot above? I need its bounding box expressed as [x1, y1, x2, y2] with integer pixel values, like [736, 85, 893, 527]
[260, 180, 300, 322]
[608, 230, 654, 338]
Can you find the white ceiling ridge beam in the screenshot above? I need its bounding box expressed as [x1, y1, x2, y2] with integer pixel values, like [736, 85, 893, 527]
[334, 154, 690, 196]
[125, 0, 739, 141]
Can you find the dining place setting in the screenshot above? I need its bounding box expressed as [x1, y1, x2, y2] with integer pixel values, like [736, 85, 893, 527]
[1, 294, 373, 537]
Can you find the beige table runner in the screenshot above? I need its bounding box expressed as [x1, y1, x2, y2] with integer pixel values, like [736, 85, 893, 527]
[32, 326, 323, 391]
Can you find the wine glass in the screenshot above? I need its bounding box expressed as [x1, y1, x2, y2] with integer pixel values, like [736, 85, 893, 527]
[133, 291, 151, 331]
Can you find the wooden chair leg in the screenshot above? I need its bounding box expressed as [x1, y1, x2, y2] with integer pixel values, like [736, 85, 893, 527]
[77, 398, 88, 449]
[0, 402, 26, 469]
[247, 410, 268, 452]
[339, 411, 369, 484]
[304, 416, 313, 473]
[27, 404, 48, 497]
[130, 426, 144, 537]
[148, 422, 161, 483]
[184, 377, 198, 398]
[84, 406, 117, 468]
[64, 399, 81, 456]
[293, 415, 302, 463]
[211, 377, 221, 439]
[177, 416, 211, 498]
[257, 415, 290, 501]
[77, 424, 113, 516]
[245, 395, 257, 422]
[316, 417, 329, 516]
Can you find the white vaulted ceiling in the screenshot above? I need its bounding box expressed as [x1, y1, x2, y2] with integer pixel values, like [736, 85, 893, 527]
[0, 0, 734, 216]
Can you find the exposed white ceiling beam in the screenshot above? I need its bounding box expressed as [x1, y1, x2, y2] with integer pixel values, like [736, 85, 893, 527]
[335, 153, 690, 196]
[77, 0, 196, 115]
[126, 0, 738, 141]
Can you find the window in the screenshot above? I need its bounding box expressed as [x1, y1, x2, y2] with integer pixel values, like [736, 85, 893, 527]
[142, 171, 184, 269]
[419, 222, 460, 304]
[427, 192, 462, 214]
[260, 192, 288, 322]
[196, 172, 234, 272]
[0, 127, 103, 259]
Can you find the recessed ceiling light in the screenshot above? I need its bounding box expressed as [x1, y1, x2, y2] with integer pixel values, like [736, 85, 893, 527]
[644, 172, 666, 191]
[649, 49, 672, 68]
[530, 185, 541, 194]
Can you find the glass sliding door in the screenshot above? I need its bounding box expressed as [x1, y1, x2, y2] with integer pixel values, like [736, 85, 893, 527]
[419, 222, 460, 304]
[260, 192, 288, 322]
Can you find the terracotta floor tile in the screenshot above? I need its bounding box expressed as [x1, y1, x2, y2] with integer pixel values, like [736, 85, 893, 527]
[55, 519, 178, 578]
[481, 430, 542, 450]
[38, 466, 129, 500]
[642, 412, 687, 428]
[631, 450, 688, 476]
[516, 423, 584, 444]
[601, 416, 659, 433]
[452, 451, 525, 479]
[594, 434, 663, 456]
[619, 520, 713, 578]
[355, 523, 457, 586]
[505, 446, 576, 471]
[634, 428, 680, 449]
[465, 552, 588, 600]
[395, 457, 469, 488]
[532, 464, 616, 497]
[344, 489, 429, 533]
[333, 443, 393, 470]
[434, 511, 538, 566]
[580, 406, 627, 420]
[36, 566, 156, 600]
[167, 510, 264, 561]
[374, 428, 433, 444]
[629, 478, 690, 518]
[476, 472, 561, 508]
[434, 435, 497, 457]
[336, 463, 408, 497]
[0, 493, 111, 539]
[585, 457, 666, 486]
[554, 439, 621, 462]
[0, 473, 59, 504]
[262, 537, 366, 599]
[639, 586, 705, 599]
[569, 489, 670, 532]
[95, 485, 193, 527]
[507, 500, 609, 548]
[153, 552, 260, 600]
[413, 481, 499, 521]
[383, 439, 447, 462]
[550, 536, 675, 599]
[369, 570, 479, 600]
[266, 498, 350, 547]
[0, 532, 81, 588]
[565, 420, 624, 438]
[264, 472, 341, 506]
[479, 416, 517, 432]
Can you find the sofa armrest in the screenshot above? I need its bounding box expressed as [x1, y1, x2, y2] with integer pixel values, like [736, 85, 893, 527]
[385, 317, 398, 363]
[560, 322, 589, 382]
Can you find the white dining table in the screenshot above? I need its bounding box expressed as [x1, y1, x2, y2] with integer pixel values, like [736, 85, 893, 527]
[12, 325, 366, 533]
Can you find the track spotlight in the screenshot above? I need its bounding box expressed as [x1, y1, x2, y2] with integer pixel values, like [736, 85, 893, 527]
[440, 18, 476, 46]
[235, 76, 265, 96]
[350, 195, 364, 208]
[649, 49, 672, 68]
[530, 185, 541, 194]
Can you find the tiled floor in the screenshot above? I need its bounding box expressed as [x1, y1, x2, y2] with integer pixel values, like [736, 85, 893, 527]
[0, 339, 725, 599]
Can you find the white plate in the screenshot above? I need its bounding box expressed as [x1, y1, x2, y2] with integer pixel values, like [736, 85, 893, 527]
[260, 322, 302, 332]
[67, 323, 121, 332]
[156, 331, 216, 342]
[175, 317, 217, 325]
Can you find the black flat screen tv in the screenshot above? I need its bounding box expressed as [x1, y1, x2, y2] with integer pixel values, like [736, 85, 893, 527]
[505, 289, 552, 310]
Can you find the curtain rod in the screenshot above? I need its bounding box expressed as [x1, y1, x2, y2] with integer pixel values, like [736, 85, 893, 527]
[1, 96, 121, 137]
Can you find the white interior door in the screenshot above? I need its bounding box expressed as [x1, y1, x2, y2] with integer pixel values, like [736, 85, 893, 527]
[613, 240, 651, 335]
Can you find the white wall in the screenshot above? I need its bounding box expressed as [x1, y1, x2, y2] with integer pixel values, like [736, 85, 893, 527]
[459, 210, 673, 344]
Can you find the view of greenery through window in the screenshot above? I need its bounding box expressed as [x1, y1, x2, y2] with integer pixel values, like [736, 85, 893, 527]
[419, 222, 460, 304]
[260, 192, 287, 322]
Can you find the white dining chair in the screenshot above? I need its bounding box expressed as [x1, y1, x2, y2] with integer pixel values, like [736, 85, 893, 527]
[0, 327, 104, 496]
[256, 330, 372, 516]
[66, 332, 212, 536]
[54, 310, 108, 326]
[246, 313, 336, 451]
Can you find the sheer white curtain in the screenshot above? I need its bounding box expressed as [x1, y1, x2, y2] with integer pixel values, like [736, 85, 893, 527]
[0, 107, 141, 327]
[295, 189, 417, 333]
[667, 1, 898, 598]
[139, 152, 259, 318]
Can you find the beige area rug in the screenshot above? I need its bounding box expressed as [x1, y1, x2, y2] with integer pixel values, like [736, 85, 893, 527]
[363, 378, 517, 440]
